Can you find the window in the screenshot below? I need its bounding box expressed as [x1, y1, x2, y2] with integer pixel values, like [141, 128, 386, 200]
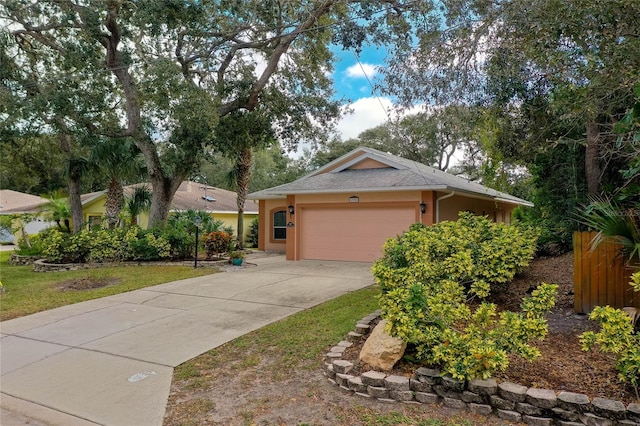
[273, 210, 287, 240]
[87, 215, 102, 229]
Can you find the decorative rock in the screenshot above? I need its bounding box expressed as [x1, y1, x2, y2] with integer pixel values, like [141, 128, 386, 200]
[497, 409, 522, 422]
[469, 403, 493, 416]
[327, 378, 337, 386]
[332, 360, 353, 374]
[336, 340, 353, 347]
[409, 378, 432, 393]
[347, 331, 364, 342]
[358, 320, 406, 371]
[361, 371, 386, 387]
[347, 376, 367, 393]
[377, 398, 396, 404]
[525, 388, 557, 409]
[578, 412, 614, 426]
[443, 397, 467, 410]
[556, 422, 583, 426]
[617, 420, 639, 425]
[490, 395, 516, 411]
[441, 375, 466, 392]
[432, 385, 462, 400]
[628, 402, 640, 422]
[498, 382, 528, 403]
[516, 402, 544, 416]
[557, 391, 591, 412]
[355, 391, 372, 399]
[367, 386, 389, 399]
[355, 323, 371, 334]
[326, 352, 342, 360]
[330, 346, 347, 353]
[414, 367, 441, 385]
[460, 391, 484, 404]
[551, 408, 580, 422]
[389, 390, 414, 401]
[414, 392, 440, 404]
[468, 378, 497, 396]
[384, 375, 410, 391]
[335, 373, 354, 387]
[591, 397, 625, 420]
[326, 364, 336, 379]
[523, 415, 553, 426]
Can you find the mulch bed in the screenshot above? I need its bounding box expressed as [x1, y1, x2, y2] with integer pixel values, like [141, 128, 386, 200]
[343, 253, 638, 404]
[57, 277, 121, 291]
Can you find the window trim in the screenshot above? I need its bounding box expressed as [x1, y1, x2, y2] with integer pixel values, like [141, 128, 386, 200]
[270, 208, 287, 243]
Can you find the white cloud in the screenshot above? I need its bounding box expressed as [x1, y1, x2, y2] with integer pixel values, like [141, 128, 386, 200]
[336, 97, 392, 139]
[335, 97, 425, 140]
[345, 63, 377, 79]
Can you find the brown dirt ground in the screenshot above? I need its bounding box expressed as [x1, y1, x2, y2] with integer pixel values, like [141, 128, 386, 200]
[164, 253, 637, 426]
[57, 277, 121, 291]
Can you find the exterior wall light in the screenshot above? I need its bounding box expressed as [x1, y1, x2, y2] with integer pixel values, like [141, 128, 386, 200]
[349, 195, 359, 203]
[420, 202, 427, 214]
[288, 204, 295, 216]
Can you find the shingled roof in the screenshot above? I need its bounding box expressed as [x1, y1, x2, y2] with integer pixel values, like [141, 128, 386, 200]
[249, 147, 532, 207]
[0, 190, 50, 214]
[82, 181, 258, 214]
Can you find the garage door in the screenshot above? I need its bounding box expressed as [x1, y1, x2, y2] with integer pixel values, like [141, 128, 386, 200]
[299, 205, 416, 262]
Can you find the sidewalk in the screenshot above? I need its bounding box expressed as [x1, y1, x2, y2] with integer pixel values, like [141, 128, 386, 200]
[0, 254, 374, 425]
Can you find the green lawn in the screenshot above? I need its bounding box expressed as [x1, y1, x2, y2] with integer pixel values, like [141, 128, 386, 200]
[0, 251, 216, 321]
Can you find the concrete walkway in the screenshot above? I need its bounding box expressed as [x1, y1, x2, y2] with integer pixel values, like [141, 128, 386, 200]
[0, 254, 374, 425]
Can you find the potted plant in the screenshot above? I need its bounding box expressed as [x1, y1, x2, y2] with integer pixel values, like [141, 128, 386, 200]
[229, 250, 245, 266]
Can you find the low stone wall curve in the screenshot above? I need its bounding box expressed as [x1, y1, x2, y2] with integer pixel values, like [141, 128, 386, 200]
[323, 313, 640, 425]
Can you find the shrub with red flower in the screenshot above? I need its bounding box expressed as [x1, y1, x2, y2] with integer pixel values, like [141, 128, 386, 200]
[204, 231, 232, 259]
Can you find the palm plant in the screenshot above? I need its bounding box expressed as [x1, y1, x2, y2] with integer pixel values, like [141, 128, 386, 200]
[124, 185, 152, 226]
[213, 110, 275, 249]
[580, 196, 640, 262]
[90, 139, 147, 229]
[41, 196, 72, 233]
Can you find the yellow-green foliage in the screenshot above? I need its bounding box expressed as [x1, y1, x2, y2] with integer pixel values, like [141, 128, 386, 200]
[41, 227, 171, 263]
[373, 213, 555, 381]
[631, 271, 640, 292]
[581, 275, 640, 398]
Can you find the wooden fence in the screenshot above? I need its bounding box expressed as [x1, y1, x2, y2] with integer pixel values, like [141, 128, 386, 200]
[573, 231, 640, 314]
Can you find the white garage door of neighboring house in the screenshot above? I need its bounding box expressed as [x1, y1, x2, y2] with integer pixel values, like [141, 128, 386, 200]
[299, 205, 416, 262]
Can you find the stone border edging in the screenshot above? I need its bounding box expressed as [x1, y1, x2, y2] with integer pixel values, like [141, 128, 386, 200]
[9, 254, 43, 265]
[323, 312, 640, 426]
[32, 258, 229, 272]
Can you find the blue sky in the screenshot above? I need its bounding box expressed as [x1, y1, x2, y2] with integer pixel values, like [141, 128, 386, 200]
[328, 44, 421, 140]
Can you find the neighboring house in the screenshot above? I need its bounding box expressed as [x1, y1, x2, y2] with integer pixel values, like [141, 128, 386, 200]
[81, 181, 259, 241]
[0, 190, 55, 242]
[248, 147, 533, 262]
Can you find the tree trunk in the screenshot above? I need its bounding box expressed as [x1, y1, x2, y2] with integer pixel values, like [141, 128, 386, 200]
[235, 148, 253, 249]
[147, 175, 182, 228]
[105, 176, 124, 229]
[585, 122, 602, 196]
[67, 176, 83, 233]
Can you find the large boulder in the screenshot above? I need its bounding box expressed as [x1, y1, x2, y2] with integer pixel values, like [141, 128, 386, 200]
[359, 319, 407, 371]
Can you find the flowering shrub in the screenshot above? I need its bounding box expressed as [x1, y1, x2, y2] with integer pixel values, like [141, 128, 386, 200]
[373, 212, 555, 380]
[204, 231, 232, 258]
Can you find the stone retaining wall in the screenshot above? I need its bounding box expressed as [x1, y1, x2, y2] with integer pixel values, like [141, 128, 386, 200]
[32, 259, 228, 272]
[8, 254, 43, 266]
[323, 312, 640, 426]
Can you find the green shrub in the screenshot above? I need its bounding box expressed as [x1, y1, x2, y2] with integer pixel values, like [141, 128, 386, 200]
[581, 272, 640, 399]
[127, 228, 171, 260]
[246, 218, 259, 248]
[581, 305, 640, 399]
[373, 212, 553, 380]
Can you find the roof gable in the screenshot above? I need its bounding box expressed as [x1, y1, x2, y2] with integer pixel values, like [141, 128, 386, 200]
[248, 146, 533, 207]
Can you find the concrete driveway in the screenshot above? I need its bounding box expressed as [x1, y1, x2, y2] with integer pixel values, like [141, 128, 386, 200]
[0, 254, 374, 425]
